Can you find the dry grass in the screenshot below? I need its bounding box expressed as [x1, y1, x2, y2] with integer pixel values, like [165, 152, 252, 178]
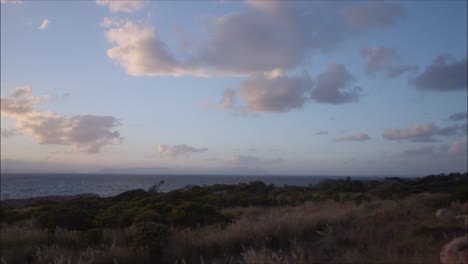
[168, 194, 464, 263]
[1, 193, 466, 264]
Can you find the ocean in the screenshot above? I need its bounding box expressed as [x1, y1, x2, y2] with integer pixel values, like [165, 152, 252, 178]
[0, 173, 385, 200]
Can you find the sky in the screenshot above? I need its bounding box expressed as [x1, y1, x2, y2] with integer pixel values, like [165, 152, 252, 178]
[1, 0, 467, 176]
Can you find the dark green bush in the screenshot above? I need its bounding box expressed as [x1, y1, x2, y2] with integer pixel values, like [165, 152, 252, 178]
[167, 202, 225, 227]
[133, 222, 170, 261]
[134, 210, 162, 224]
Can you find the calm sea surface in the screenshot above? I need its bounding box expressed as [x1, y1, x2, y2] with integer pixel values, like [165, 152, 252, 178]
[0, 173, 385, 200]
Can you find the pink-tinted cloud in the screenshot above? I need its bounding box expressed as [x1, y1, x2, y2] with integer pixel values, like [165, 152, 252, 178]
[1, 87, 123, 153]
[383, 124, 435, 141]
[334, 133, 371, 142]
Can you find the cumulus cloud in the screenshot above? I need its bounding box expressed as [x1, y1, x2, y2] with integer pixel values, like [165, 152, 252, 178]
[236, 72, 312, 112]
[1, 128, 17, 138]
[1, 87, 123, 153]
[100, 2, 408, 78]
[383, 124, 435, 142]
[96, 0, 145, 13]
[448, 112, 467, 121]
[413, 56, 467, 91]
[386, 64, 419, 78]
[219, 88, 236, 109]
[157, 144, 207, 157]
[382, 123, 466, 142]
[229, 155, 283, 167]
[341, 2, 406, 30]
[334, 133, 371, 142]
[361, 47, 397, 73]
[104, 19, 203, 77]
[38, 18, 49, 30]
[312, 63, 361, 104]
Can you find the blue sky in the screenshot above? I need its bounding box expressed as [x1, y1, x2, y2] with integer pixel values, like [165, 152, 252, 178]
[1, 0, 467, 176]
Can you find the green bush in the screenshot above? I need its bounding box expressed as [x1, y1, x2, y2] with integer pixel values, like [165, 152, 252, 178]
[167, 202, 225, 227]
[133, 222, 170, 261]
[134, 210, 162, 224]
[93, 202, 138, 228]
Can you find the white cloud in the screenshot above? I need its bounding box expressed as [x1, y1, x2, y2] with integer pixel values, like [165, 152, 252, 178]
[38, 18, 49, 30]
[1, 87, 123, 154]
[104, 19, 204, 76]
[157, 144, 207, 158]
[96, 0, 146, 13]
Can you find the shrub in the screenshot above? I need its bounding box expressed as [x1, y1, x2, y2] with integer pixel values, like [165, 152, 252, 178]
[134, 210, 162, 224]
[133, 222, 170, 261]
[167, 202, 226, 227]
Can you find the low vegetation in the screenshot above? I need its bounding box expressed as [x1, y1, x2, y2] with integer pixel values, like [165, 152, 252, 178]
[1, 172, 467, 263]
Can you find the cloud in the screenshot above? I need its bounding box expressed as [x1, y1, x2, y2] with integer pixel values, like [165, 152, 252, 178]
[236, 72, 312, 112]
[383, 124, 435, 141]
[361, 47, 397, 73]
[413, 56, 467, 91]
[104, 19, 204, 77]
[448, 112, 467, 121]
[101, 2, 406, 77]
[312, 63, 361, 104]
[341, 2, 406, 30]
[219, 88, 236, 109]
[316, 131, 329, 136]
[436, 123, 467, 137]
[1, 128, 17, 138]
[229, 155, 283, 167]
[444, 140, 468, 156]
[1, 87, 123, 153]
[0, 86, 50, 117]
[386, 64, 419, 78]
[1, 0, 21, 5]
[157, 144, 207, 157]
[96, 0, 146, 13]
[334, 133, 371, 142]
[382, 123, 465, 142]
[38, 18, 49, 30]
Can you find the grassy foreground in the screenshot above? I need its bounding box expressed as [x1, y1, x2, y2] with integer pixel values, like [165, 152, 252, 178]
[1, 173, 467, 264]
